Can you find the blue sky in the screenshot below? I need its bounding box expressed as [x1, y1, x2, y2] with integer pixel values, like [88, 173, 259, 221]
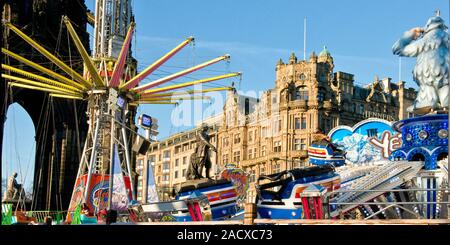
[2, 0, 448, 191]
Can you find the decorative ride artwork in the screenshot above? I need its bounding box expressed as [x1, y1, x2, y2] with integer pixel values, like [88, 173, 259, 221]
[328, 118, 401, 164]
[220, 163, 249, 204]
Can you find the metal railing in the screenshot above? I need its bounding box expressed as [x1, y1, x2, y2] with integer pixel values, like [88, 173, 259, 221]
[328, 187, 450, 219]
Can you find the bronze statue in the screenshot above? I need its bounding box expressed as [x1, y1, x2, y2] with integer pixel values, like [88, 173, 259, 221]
[186, 125, 217, 180]
[2, 172, 23, 201]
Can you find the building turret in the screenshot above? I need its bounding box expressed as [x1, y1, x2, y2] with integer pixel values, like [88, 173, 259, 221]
[318, 46, 333, 65]
[309, 51, 318, 63]
[289, 52, 297, 64]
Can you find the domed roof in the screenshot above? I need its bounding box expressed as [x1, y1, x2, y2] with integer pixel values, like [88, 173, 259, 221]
[319, 46, 330, 57]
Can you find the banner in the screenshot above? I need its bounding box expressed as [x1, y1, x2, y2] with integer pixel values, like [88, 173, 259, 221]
[111, 144, 129, 210]
[68, 174, 132, 213]
[146, 160, 159, 203]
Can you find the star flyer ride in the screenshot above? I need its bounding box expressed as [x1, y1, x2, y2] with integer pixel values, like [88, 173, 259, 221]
[1, 0, 241, 224]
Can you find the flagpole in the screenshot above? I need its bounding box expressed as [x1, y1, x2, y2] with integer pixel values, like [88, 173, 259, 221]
[304, 17, 307, 60]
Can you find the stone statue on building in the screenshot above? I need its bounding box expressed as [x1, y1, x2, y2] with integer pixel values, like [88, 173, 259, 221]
[186, 125, 217, 180]
[2, 172, 24, 201]
[392, 12, 449, 114]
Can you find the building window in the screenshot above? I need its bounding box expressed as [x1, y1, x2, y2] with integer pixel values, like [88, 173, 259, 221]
[163, 162, 170, 170]
[249, 169, 256, 183]
[223, 154, 229, 164]
[272, 163, 281, 174]
[274, 141, 281, 152]
[253, 148, 257, 159]
[157, 176, 161, 183]
[248, 131, 253, 142]
[163, 174, 169, 181]
[163, 150, 170, 159]
[183, 156, 187, 165]
[261, 146, 266, 157]
[175, 159, 179, 167]
[261, 127, 267, 138]
[137, 159, 144, 168]
[300, 139, 306, 150]
[294, 139, 301, 150]
[233, 151, 241, 162]
[295, 118, 301, 129]
[234, 134, 241, 144]
[182, 169, 186, 177]
[260, 166, 266, 176]
[359, 104, 364, 114]
[297, 87, 309, 101]
[301, 116, 307, 129]
[248, 148, 253, 160]
[148, 155, 155, 165]
[174, 171, 179, 179]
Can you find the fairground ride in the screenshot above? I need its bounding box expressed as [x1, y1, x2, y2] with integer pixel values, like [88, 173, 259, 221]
[1, 0, 241, 216]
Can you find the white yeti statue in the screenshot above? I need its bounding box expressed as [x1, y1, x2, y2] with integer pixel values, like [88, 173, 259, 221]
[393, 13, 449, 114]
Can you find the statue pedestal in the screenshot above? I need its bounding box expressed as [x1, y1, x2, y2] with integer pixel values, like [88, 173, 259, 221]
[391, 113, 448, 170]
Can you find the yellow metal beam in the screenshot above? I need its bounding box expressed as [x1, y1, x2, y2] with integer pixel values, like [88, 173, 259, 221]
[4, 22, 92, 88]
[49, 93, 84, 100]
[2, 64, 84, 92]
[64, 16, 103, 87]
[132, 54, 230, 92]
[138, 96, 211, 102]
[134, 101, 178, 105]
[2, 74, 83, 95]
[2, 48, 87, 90]
[8, 82, 83, 96]
[86, 11, 95, 26]
[139, 87, 233, 99]
[139, 72, 241, 95]
[120, 36, 195, 90]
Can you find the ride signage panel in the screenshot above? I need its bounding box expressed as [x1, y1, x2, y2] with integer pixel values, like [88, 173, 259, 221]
[328, 118, 401, 164]
[141, 114, 153, 128]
